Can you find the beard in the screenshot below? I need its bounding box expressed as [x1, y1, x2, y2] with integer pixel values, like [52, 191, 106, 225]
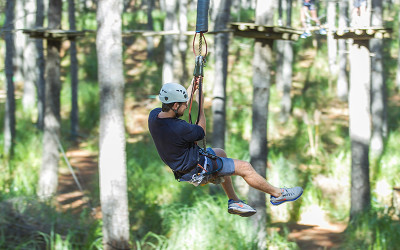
[175, 112, 184, 118]
[173, 108, 184, 118]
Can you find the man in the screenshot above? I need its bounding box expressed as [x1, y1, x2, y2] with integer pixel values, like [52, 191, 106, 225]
[300, 0, 326, 38]
[148, 81, 303, 217]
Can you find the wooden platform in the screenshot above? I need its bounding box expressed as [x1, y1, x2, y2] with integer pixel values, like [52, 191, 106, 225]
[333, 26, 392, 40]
[22, 28, 86, 40]
[230, 22, 303, 41]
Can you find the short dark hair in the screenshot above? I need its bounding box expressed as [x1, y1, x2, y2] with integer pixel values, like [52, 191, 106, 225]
[162, 102, 175, 112]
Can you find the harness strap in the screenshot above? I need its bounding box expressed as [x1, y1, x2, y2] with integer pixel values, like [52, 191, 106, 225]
[199, 148, 223, 176]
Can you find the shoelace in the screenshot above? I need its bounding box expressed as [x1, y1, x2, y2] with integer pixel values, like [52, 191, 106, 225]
[232, 199, 246, 204]
[281, 187, 294, 197]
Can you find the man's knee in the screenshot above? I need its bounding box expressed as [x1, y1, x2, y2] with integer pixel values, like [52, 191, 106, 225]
[234, 160, 254, 177]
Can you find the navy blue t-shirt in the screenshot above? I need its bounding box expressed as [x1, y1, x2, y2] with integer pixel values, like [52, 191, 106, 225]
[148, 108, 205, 174]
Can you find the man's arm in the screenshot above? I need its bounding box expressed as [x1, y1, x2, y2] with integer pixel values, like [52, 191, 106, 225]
[186, 78, 195, 99]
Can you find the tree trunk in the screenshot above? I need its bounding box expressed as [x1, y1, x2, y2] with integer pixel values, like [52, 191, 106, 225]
[69, 0, 79, 141]
[349, 40, 371, 220]
[146, 0, 155, 60]
[337, 0, 349, 101]
[22, 0, 38, 111]
[3, 0, 16, 157]
[14, 0, 25, 85]
[248, 1, 274, 248]
[212, 0, 232, 149]
[286, 0, 292, 26]
[162, 0, 177, 84]
[36, 0, 46, 130]
[38, 0, 62, 199]
[275, 0, 286, 91]
[397, 9, 400, 91]
[96, 0, 130, 248]
[279, 0, 293, 123]
[370, 0, 387, 156]
[277, 0, 283, 26]
[177, 0, 188, 83]
[327, 0, 337, 76]
[279, 40, 294, 123]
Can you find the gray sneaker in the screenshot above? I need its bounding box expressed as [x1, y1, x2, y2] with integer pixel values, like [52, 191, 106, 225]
[228, 199, 257, 217]
[270, 187, 303, 206]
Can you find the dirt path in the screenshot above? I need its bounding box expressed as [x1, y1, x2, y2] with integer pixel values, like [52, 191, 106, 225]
[57, 148, 98, 213]
[288, 222, 346, 249]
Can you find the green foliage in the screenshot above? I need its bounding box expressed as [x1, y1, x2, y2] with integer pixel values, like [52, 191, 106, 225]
[343, 205, 400, 249]
[230, 8, 255, 23]
[0, 198, 101, 250]
[0, 113, 41, 198]
[125, 59, 162, 100]
[77, 12, 97, 31]
[60, 78, 100, 134]
[133, 196, 297, 249]
[378, 132, 400, 187]
[78, 39, 98, 82]
[123, 9, 164, 32]
[161, 197, 259, 250]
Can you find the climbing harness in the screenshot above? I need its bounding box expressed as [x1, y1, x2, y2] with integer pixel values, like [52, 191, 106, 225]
[188, 148, 224, 186]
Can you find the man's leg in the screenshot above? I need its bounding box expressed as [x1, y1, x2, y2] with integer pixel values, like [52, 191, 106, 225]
[212, 148, 281, 198]
[300, 6, 308, 30]
[232, 159, 282, 197]
[233, 159, 303, 206]
[212, 148, 303, 208]
[310, 9, 321, 26]
[212, 148, 256, 217]
[211, 148, 241, 200]
[221, 176, 239, 200]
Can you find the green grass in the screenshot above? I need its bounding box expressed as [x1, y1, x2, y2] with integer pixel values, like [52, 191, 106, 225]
[0, 197, 101, 249]
[343, 204, 400, 249]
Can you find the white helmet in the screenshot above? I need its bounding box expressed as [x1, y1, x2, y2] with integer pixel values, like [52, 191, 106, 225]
[159, 83, 189, 104]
